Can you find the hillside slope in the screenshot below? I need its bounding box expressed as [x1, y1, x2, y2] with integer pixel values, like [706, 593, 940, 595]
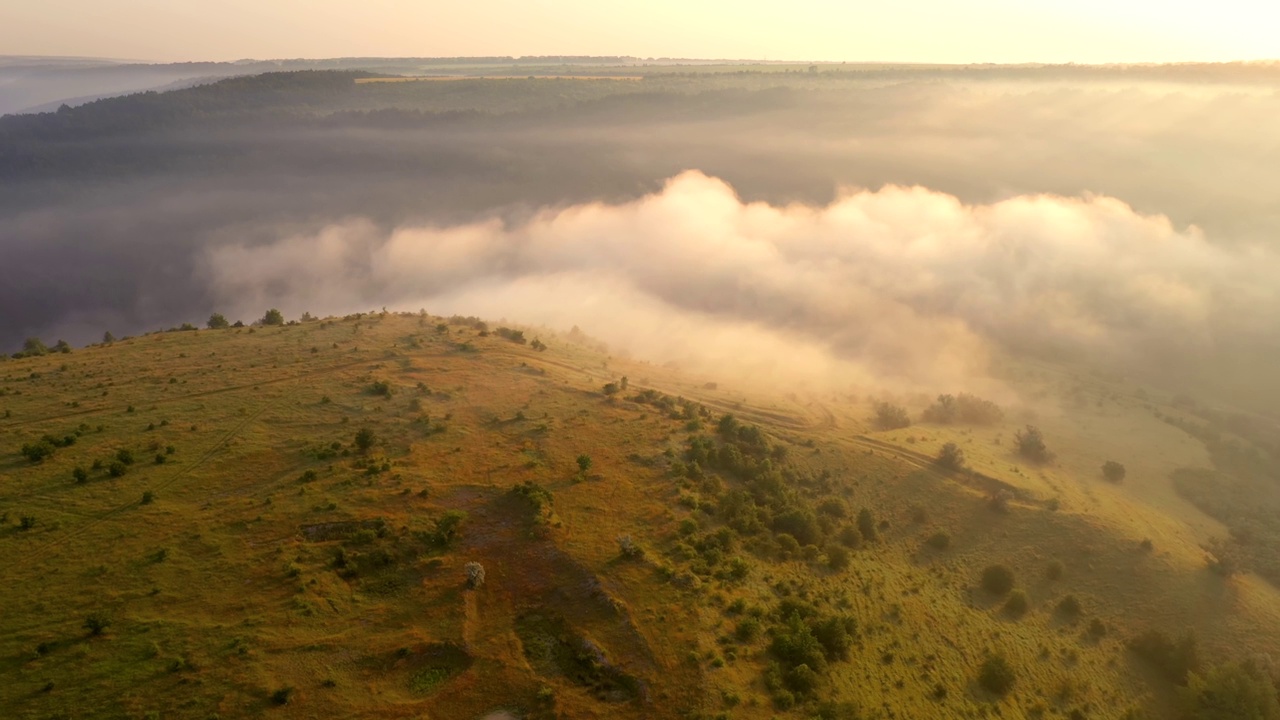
[1, 312, 1277, 719]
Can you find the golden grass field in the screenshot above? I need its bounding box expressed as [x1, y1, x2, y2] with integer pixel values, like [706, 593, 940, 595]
[1, 312, 1275, 719]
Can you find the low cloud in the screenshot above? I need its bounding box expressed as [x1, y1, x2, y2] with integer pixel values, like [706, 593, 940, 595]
[202, 171, 1279, 395]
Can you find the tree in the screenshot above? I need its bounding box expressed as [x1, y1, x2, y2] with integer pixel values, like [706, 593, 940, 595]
[354, 427, 377, 453]
[979, 654, 1016, 695]
[13, 337, 49, 358]
[1014, 425, 1052, 463]
[1183, 662, 1280, 720]
[1102, 460, 1127, 483]
[936, 442, 965, 470]
[873, 402, 911, 431]
[981, 564, 1015, 595]
[102, 331, 116, 344]
[576, 454, 593, 473]
[602, 382, 619, 395]
[261, 308, 285, 326]
[207, 313, 230, 329]
[465, 561, 486, 588]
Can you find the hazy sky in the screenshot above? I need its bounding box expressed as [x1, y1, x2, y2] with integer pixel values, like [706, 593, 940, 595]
[2, 0, 1277, 64]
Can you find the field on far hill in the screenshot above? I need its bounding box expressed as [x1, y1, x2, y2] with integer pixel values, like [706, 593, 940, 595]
[1, 312, 1278, 719]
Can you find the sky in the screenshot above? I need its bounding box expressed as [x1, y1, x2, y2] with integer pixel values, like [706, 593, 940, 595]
[1, 0, 1277, 64]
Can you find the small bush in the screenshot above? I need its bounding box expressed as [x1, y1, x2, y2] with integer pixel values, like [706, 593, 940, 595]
[857, 508, 877, 542]
[270, 687, 293, 705]
[735, 617, 762, 642]
[465, 561, 486, 589]
[83, 613, 111, 636]
[115, 448, 135, 465]
[354, 427, 377, 453]
[1102, 460, 1127, 483]
[926, 532, 951, 550]
[19, 515, 36, 531]
[1128, 629, 1200, 684]
[72, 466, 89, 484]
[1046, 559, 1064, 580]
[981, 565, 1015, 595]
[108, 461, 127, 477]
[827, 545, 850, 571]
[1056, 594, 1082, 619]
[1003, 590, 1029, 617]
[979, 654, 1015, 695]
[617, 534, 645, 560]
[141, 491, 155, 505]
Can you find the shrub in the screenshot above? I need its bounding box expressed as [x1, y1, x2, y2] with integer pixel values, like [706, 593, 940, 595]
[735, 617, 762, 642]
[1102, 461, 1127, 483]
[270, 687, 293, 705]
[465, 561, 486, 589]
[354, 427, 377, 453]
[981, 565, 1015, 595]
[72, 466, 89, 483]
[495, 327, 526, 344]
[576, 454, 592, 473]
[1014, 425, 1052, 463]
[826, 545, 850, 571]
[602, 382, 619, 395]
[1056, 594, 1082, 619]
[141, 491, 155, 505]
[369, 380, 392, 397]
[1003, 590, 1029, 617]
[926, 532, 951, 550]
[617, 535, 645, 560]
[873, 402, 911, 431]
[207, 313, 230, 330]
[19, 515, 36, 531]
[108, 461, 127, 477]
[1128, 629, 1200, 685]
[923, 393, 1005, 425]
[979, 654, 1016, 695]
[936, 442, 965, 470]
[857, 508, 877, 542]
[1088, 618, 1107, 638]
[115, 448, 135, 465]
[262, 308, 285, 326]
[1046, 559, 1064, 580]
[83, 613, 111, 636]
[21, 440, 56, 463]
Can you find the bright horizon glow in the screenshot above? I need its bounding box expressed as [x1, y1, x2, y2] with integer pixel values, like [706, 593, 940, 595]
[0, 0, 1277, 65]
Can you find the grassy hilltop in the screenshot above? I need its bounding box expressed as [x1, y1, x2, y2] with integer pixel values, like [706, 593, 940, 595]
[1, 311, 1279, 719]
